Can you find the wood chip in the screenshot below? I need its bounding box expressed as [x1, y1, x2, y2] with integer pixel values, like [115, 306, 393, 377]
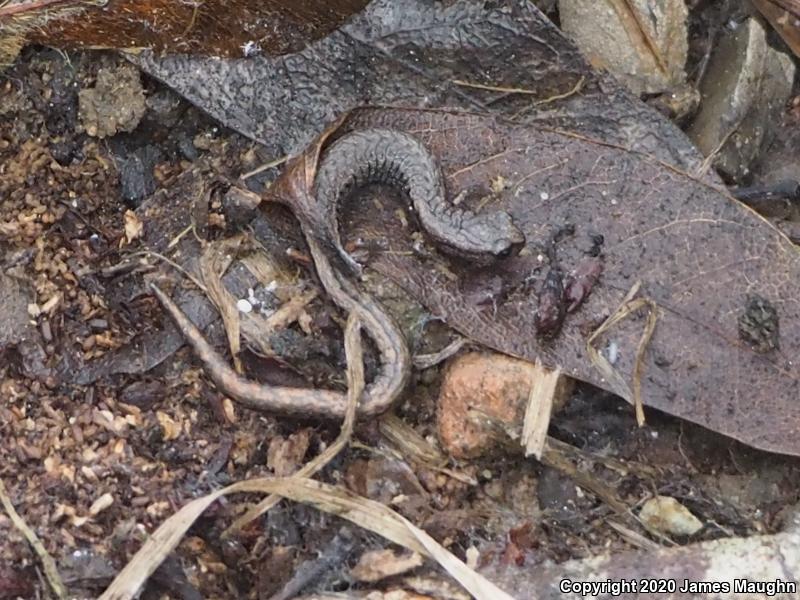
[351, 549, 424, 583]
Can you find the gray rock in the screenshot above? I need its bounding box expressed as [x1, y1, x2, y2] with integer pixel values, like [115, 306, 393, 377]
[559, 0, 689, 95]
[687, 18, 795, 182]
[116, 144, 161, 207]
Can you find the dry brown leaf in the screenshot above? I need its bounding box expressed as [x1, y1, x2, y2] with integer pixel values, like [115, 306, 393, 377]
[267, 429, 312, 477]
[269, 106, 800, 457]
[123, 210, 143, 245]
[28, 0, 369, 58]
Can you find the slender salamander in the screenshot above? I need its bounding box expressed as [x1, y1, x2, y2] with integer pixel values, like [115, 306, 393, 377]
[314, 128, 525, 272]
[151, 235, 411, 418]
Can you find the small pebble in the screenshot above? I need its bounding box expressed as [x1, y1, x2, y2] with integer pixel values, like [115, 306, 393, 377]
[89, 318, 108, 331]
[40, 320, 53, 342]
[605, 340, 619, 365]
[639, 496, 703, 536]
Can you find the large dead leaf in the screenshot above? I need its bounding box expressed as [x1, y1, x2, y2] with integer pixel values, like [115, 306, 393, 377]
[273, 107, 800, 457]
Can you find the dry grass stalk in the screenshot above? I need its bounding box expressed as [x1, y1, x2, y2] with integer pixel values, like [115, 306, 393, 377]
[521, 360, 563, 459]
[223, 312, 364, 537]
[586, 281, 659, 426]
[0, 478, 68, 599]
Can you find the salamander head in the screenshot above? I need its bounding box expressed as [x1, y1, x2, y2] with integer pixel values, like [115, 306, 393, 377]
[438, 210, 525, 262]
[492, 236, 525, 258]
[488, 213, 526, 258]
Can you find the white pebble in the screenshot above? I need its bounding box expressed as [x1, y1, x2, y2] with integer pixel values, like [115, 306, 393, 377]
[236, 299, 253, 313]
[605, 340, 619, 365]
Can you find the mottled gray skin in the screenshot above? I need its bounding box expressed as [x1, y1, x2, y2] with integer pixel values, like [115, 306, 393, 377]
[315, 129, 524, 272]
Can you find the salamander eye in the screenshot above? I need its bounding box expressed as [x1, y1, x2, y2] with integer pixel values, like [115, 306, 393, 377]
[492, 235, 525, 259]
[492, 240, 515, 258]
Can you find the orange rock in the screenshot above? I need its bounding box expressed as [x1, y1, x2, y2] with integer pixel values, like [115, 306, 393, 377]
[437, 352, 572, 459]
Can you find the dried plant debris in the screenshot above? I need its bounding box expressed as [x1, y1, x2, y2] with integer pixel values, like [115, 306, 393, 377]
[738, 294, 780, 353]
[98, 477, 514, 600]
[78, 62, 146, 138]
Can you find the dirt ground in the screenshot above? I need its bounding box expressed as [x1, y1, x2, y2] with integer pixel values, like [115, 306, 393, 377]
[1, 32, 800, 600]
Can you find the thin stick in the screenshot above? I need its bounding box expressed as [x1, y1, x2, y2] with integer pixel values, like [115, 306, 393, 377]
[129, 250, 208, 294]
[631, 298, 659, 426]
[511, 77, 587, 120]
[451, 79, 542, 95]
[586, 282, 658, 426]
[239, 155, 288, 181]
